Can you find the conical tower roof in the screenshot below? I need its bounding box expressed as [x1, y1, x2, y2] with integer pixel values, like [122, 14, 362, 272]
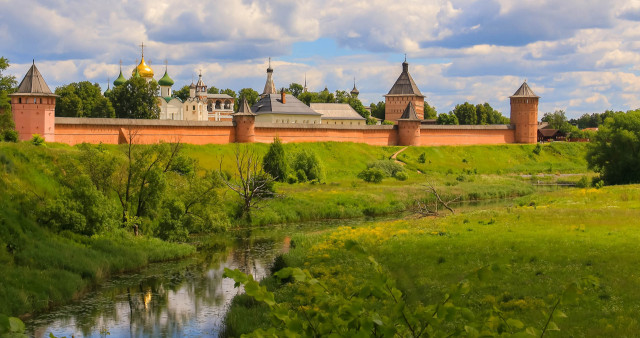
[233, 98, 256, 116]
[386, 60, 424, 97]
[510, 81, 539, 98]
[398, 102, 420, 121]
[262, 58, 277, 97]
[11, 61, 56, 97]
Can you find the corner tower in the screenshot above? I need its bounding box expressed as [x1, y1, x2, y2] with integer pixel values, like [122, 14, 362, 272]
[10, 61, 57, 141]
[233, 98, 256, 143]
[384, 58, 425, 123]
[510, 81, 539, 144]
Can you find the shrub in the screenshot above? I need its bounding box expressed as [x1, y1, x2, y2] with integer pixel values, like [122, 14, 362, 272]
[291, 150, 324, 182]
[286, 174, 298, 184]
[2, 129, 18, 142]
[533, 143, 542, 155]
[418, 153, 426, 163]
[31, 134, 45, 146]
[575, 176, 590, 188]
[367, 160, 404, 177]
[357, 168, 385, 183]
[263, 137, 288, 182]
[395, 171, 408, 181]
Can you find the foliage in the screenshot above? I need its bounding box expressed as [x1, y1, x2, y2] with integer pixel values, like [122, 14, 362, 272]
[367, 159, 405, 177]
[395, 171, 408, 181]
[109, 77, 160, 119]
[0, 57, 16, 138]
[54, 81, 115, 118]
[238, 88, 259, 111]
[2, 129, 17, 142]
[586, 109, 640, 185]
[447, 102, 508, 125]
[173, 85, 190, 101]
[262, 137, 288, 182]
[370, 101, 385, 119]
[207, 86, 220, 94]
[424, 101, 437, 119]
[0, 315, 27, 338]
[289, 83, 303, 97]
[541, 110, 577, 134]
[436, 112, 459, 125]
[357, 168, 385, 183]
[31, 134, 45, 146]
[568, 129, 596, 140]
[571, 110, 617, 129]
[291, 150, 325, 182]
[0, 57, 17, 93]
[418, 152, 426, 163]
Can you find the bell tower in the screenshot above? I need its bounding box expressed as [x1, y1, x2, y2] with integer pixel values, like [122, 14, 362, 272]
[509, 81, 539, 144]
[10, 61, 57, 142]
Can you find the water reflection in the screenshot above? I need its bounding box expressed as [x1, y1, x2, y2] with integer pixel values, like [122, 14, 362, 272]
[26, 235, 281, 338]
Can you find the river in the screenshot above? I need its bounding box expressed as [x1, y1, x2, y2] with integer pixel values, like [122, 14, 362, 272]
[24, 219, 368, 337]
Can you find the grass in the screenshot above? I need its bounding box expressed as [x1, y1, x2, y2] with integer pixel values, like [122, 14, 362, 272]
[225, 185, 640, 337]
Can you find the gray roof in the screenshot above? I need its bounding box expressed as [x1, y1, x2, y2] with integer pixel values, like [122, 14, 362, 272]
[11, 62, 56, 97]
[233, 98, 256, 116]
[310, 103, 365, 120]
[251, 94, 322, 116]
[207, 94, 234, 99]
[510, 81, 539, 98]
[385, 61, 424, 97]
[398, 102, 420, 121]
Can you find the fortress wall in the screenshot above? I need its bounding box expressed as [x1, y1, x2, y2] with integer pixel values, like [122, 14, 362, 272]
[254, 124, 396, 145]
[419, 125, 515, 146]
[54, 118, 235, 145]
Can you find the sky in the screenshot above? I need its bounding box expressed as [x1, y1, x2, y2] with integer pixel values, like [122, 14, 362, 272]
[3, 0, 640, 118]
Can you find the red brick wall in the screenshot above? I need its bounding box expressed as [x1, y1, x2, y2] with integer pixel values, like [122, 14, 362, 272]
[419, 127, 516, 146]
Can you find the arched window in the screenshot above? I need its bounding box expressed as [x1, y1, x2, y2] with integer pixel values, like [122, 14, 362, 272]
[224, 100, 231, 109]
[215, 100, 221, 109]
[18, 98, 22, 104]
[207, 103, 213, 111]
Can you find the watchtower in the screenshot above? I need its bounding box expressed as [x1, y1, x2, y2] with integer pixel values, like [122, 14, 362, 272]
[10, 61, 57, 141]
[384, 57, 425, 123]
[509, 81, 539, 144]
[397, 102, 421, 146]
[233, 98, 256, 143]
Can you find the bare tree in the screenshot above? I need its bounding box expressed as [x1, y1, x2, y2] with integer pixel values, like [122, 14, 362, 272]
[414, 181, 460, 217]
[220, 146, 275, 222]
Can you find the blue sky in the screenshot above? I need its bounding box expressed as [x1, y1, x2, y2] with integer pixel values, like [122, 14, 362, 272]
[3, 0, 640, 118]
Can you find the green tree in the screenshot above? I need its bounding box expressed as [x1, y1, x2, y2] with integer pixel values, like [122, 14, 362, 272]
[289, 83, 303, 97]
[173, 85, 191, 101]
[262, 137, 288, 182]
[0, 57, 17, 137]
[437, 112, 459, 125]
[424, 101, 437, 119]
[109, 77, 160, 119]
[238, 88, 259, 111]
[452, 102, 477, 125]
[55, 81, 115, 118]
[370, 101, 385, 119]
[291, 150, 324, 182]
[586, 110, 640, 185]
[207, 86, 220, 94]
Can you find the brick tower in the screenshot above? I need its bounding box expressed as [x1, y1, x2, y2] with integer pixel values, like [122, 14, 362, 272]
[397, 102, 421, 146]
[509, 81, 539, 144]
[384, 58, 425, 123]
[233, 98, 256, 143]
[10, 61, 57, 141]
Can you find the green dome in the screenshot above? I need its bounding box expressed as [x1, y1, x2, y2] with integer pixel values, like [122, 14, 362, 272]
[104, 87, 112, 96]
[132, 68, 141, 78]
[113, 71, 126, 86]
[158, 70, 174, 86]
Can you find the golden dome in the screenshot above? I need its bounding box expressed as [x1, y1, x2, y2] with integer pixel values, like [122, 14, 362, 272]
[132, 56, 154, 78]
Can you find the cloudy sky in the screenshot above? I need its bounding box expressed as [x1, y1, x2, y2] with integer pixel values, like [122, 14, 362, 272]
[3, 0, 640, 118]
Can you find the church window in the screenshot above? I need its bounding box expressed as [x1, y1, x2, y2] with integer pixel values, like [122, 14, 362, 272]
[207, 103, 212, 111]
[215, 100, 221, 109]
[224, 100, 231, 109]
[193, 105, 196, 110]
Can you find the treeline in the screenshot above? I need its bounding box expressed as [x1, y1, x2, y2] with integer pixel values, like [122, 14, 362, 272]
[0, 57, 18, 141]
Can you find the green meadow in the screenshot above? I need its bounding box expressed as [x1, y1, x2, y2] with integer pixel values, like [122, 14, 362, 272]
[0, 140, 590, 320]
[224, 185, 640, 337]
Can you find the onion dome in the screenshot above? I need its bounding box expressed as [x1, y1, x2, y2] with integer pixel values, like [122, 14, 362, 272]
[113, 70, 126, 87]
[158, 70, 174, 86]
[104, 84, 112, 96]
[132, 67, 141, 78]
[350, 77, 359, 96]
[132, 56, 154, 78]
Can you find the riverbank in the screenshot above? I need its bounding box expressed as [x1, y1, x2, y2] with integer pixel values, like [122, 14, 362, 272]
[0, 141, 590, 319]
[224, 185, 640, 336]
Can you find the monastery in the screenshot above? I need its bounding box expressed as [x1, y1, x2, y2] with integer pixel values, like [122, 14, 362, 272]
[7, 52, 540, 146]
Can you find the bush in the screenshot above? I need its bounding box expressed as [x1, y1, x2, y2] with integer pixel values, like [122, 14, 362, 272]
[263, 137, 288, 182]
[2, 129, 18, 142]
[395, 171, 408, 181]
[291, 150, 324, 182]
[418, 153, 426, 163]
[357, 168, 385, 183]
[575, 176, 590, 188]
[533, 143, 542, 155]
[286, 174, 298, 184]
[31, 134, 45, 146]
[367, 160, 404, 178]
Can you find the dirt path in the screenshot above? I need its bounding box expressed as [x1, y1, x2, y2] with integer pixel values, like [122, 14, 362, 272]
[390, 146, 408, 164]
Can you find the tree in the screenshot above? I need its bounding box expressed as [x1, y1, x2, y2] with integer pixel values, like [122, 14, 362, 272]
[109, 77, 160, 119]
[238, 88, 259, 111]
[452, 102, 477, 125]
[55, 81, 115, 118]
[0, 57, 17, 137]
[541, 110, 576, 134]
[586, 110, 640, 185]
[370, 101, 385, 119]
[207, 86, 220, 94]
[424, 101, 437, 119]
[220, 146, 275, 221]
[437, 112, 459, 125]
[173, 85, 191, 101]
[263, 137, 288, 182]
[291, 150, 325, 182]
[289, 83, 303, 98]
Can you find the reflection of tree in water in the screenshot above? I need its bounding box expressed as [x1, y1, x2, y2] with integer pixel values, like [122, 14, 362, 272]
[27, 235, 284, 337]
